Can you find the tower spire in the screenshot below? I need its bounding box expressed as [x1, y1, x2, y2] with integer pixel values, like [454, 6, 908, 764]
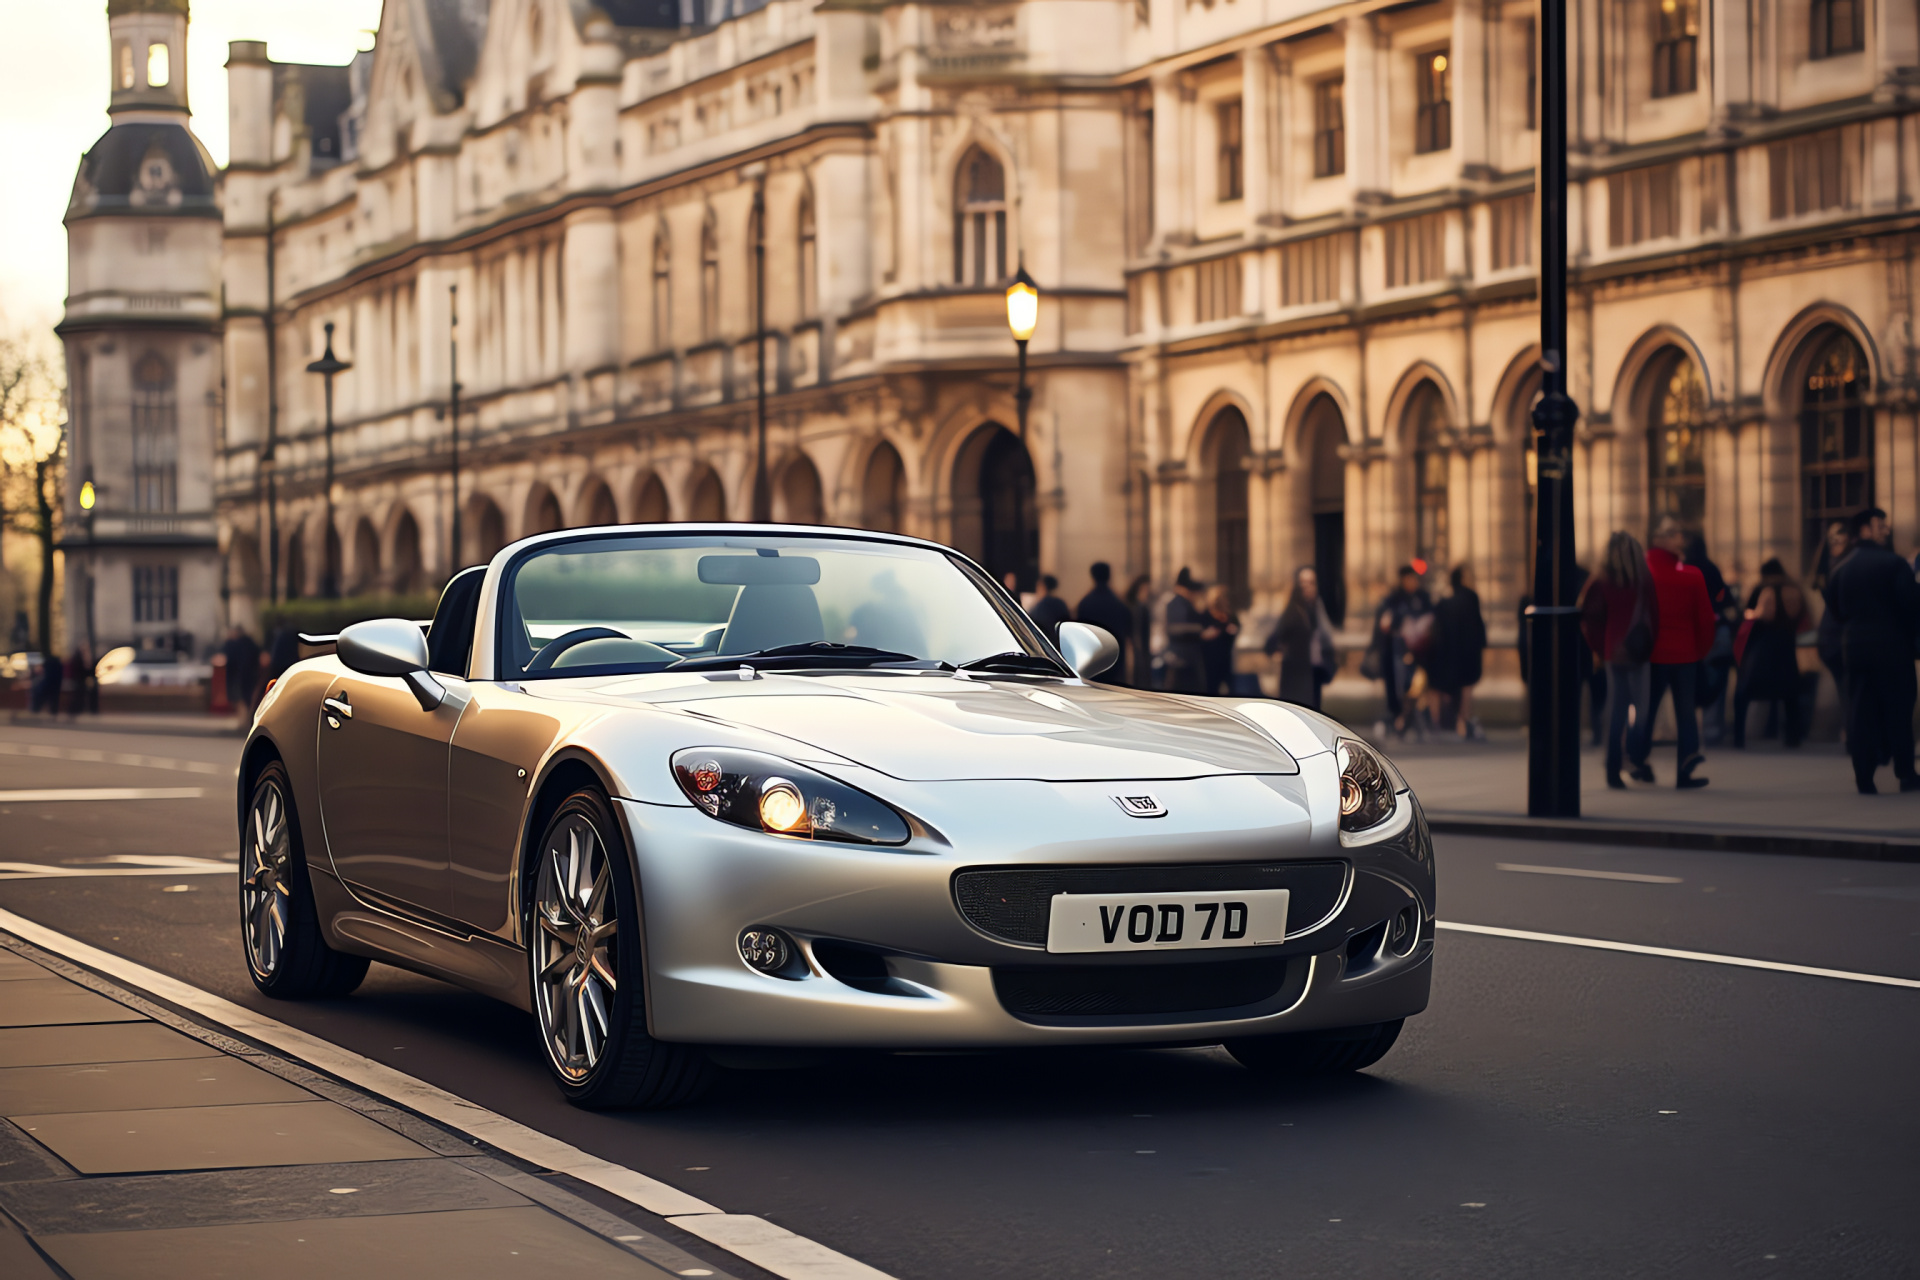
[108, 0, 191, 117]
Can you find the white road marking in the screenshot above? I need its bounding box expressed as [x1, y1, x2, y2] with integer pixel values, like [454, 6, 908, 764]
[0, 787, 205, 802]
[0, 741, 231, 776]
[1494, 863, 1684, 884]
[0, 907, 896, 1280]
[1437, 921, 1920, 989]
[0, 857, 231, 880]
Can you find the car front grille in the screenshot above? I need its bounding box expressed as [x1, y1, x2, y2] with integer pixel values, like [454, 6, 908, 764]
[992, 955, 1300, 1019]
[952, 860, 1348, 947]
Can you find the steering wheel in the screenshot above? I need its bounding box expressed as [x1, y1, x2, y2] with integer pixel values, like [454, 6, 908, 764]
[527, 627, 634, 673]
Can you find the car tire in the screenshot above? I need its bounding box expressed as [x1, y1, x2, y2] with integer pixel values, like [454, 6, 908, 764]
[528, 787, 711, 1109]
[1224, 1019, 1404, 1077]
[241, 760, 370, 1000]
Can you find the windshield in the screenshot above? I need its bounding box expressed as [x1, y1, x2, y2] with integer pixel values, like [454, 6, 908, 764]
[498, 533, 1049, 678]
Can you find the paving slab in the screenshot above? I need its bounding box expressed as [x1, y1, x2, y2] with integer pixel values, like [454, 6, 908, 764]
[0, 1158, 530, 1234]
[0, 1056, 313, 1115]
[0, 1022, 222, 1068]
[39, 1204, 676, 1279]
[0, 980, 144, 1027]
[11, 1100, 432, 1174]
[0, 1221, 60, 1280]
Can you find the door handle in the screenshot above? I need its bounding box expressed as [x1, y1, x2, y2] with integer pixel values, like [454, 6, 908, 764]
[323, 695, 353, 728]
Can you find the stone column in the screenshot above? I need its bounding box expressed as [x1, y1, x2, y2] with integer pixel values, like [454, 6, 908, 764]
[1452, 0, 1491, 179]
[1241, 45, 1275, 223]
[1344, 16, 1388, 202]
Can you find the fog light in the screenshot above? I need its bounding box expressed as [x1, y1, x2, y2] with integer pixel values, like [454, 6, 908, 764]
[758, 779, 811, 835]
[739, 928, 792, 974]
[1387, 906, 1418, 956]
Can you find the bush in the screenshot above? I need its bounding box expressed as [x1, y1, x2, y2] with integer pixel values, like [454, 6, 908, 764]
[256, 594, 440, 638]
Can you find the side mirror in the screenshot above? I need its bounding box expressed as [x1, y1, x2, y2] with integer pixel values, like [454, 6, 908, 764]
[1056, 621, 1118, 681]
[337, 618, 446, 711]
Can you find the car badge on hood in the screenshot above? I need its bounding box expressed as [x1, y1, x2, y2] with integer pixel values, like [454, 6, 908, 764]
[1112, 793, 1167, 818]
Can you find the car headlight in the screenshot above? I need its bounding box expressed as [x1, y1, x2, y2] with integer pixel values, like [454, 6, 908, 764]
[1336, 738, 1399, 835]
[671, 748, 910, 845]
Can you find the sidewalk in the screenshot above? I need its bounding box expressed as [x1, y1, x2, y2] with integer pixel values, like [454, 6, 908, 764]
[1383, 730, 1920, 861]
[0, 940, 735, 1280]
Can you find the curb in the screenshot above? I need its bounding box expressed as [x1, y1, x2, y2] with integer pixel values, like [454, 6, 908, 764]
[1426, 815, 1920, 863]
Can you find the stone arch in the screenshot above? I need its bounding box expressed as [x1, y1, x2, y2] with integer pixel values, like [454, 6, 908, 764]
[1635, 345, 1711, 534]
[1198, 405, 1253, 610]
[1782, 322, 1876, 565]
[1382, 362, 1462, 455]
[1489, 347, 1544, 610]
[773, 453, 825, 525]
[952, 144, 1011, 286]
[951, 422, 1038, 591]
[631, 471, 670, 523]
[523, 483, 563, 538]
[464, 493, 506, 565]
[576, 475, 619, 527]
[860, 439, 907, 533]
[1289, 391, 1350, 626]
[686, 465, 726, 522]
[1182, 388, 1260, 470]
[1279, 378, 1355, 457]
[1404, 380, 1453, 571]
[348, 517, 381, 594]
[389, 508, 425, 595]
[1489, 346, 1545, 447]
[1611, 324, 1718, 422]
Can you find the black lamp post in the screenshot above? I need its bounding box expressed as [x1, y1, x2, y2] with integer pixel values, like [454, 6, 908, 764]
[306, 322, 350, 599]
[752, 178, 771, 523]
[449, 285, 462, 571]
[1005, 259, 1039, 439]
[78, 476, 99, 664]
[1527, 0, 1582, 817]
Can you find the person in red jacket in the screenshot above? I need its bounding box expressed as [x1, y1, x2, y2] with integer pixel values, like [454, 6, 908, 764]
[1627, 516, 1719, 787]
[1578, 531, 1658, 788]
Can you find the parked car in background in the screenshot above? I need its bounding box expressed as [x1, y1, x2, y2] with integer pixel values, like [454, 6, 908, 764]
[95, 646, 213, 688]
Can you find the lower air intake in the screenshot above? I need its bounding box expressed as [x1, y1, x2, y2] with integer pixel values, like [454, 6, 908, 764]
[992, 954, 1296, 1019]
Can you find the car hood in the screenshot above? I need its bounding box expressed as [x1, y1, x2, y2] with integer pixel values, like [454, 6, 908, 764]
[546, 672, 1298, 782]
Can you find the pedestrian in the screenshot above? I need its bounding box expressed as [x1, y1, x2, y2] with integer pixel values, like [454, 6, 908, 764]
[1626, 516, 1718, 788]
[1163, 568, 1208, 693]
[65, 645, 96, 718]
[1813, 519, 1855, 715]
[1123, 574, 1154, 688]
[1074, 562, 1134, 684]
[1201, 584, 1241, 695]
[222, 624, 263, 712]
[35, 650, 63, 717]
[266, 622, 301, 684]
[1685, 534, 1738, 745]
[1368, 564, 1433, 740]
[1265, 566, 1338, 709]
[1577, 531, 1658, 789]
[1026, 574, 1070, 646]
[1825, 506, 1920, 793]
[1430, 563, 1488, 739]
[1732, 558, 1810, 749]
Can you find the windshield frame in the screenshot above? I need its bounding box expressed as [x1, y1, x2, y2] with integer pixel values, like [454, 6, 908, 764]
[483, 527, 1059, 682]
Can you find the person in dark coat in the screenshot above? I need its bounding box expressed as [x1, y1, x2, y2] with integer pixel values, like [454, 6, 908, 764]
[1074, 563, 1133, 685]
[1579, 531, 1658, 788]
[1813, 520, 1855, 713]
[1200, 585, 1241, 695]
[1826, 507, 1920, 793]
[1430, 563, 1488, 739]
[1163, 569, 1209, 693]
[1732, 559, 1808, 749]
[1370, 565, 1433, 739]
[1123, 575, 1154, 688]
[1685, 534, 1738, 745]
[221, 625, 262, 711]
[1026, 574, 1070, 646]
[1265, 566, 1338, 709]
[34, 651, 63, 716]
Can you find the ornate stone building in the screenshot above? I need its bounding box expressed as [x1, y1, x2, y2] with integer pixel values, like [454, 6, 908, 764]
[212, 0, 1920, 665]
[61, 0, 224, 657]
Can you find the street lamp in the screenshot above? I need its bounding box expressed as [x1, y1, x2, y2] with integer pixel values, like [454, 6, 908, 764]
[750, 169, 771, 523]
[448, 285, 462, 571]
[1005, 259, 1038, 440]
[306, 322, 350, 599]
[78, 477, 98, 668]
[1526, 0, 1582, 817]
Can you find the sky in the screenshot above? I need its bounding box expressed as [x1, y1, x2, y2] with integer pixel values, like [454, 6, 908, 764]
[0, 0, 385, 345]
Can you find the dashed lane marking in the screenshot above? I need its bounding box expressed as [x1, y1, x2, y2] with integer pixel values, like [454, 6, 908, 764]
[0, 906, 896, 1280]
[1438, 920, 1920, 989]
[0, 741, 231, 776]
[0, 856, 232, 879]
[1494, 863, 1684, 884]
[0, 787, 205, 802]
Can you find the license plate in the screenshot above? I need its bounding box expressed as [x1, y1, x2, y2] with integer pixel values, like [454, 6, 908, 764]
[1045, 889, 1290, 954]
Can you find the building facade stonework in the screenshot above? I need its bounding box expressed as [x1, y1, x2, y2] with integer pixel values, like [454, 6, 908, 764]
[206, 0, 1920, 668]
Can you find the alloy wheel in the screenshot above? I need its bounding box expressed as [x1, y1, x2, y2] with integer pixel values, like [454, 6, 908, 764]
[241, 778, 292, 979]
[533, 814, 620, 1081]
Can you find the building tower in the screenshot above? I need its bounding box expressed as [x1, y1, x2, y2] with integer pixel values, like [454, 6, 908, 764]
[59, 0, 223, 663]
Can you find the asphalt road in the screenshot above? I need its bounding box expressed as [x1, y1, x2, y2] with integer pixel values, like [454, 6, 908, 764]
[2, 721, 1917, 1279]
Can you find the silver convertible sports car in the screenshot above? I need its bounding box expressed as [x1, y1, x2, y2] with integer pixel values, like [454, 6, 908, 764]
[238, 526, 1433, 1107]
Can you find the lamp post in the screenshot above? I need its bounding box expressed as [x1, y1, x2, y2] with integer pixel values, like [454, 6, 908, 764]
[78, 477, 98, 665]
[449, 284, 462, 571]
[751, 177, 771, 523]
[1005, 259, 1039, 440]
[1527, 0, 1582, 817]
[306, 322, 350, 599]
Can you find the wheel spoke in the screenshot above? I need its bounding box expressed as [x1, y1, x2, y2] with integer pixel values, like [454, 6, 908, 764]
[586, 859, 610, 919]
[538, 948, 575, 982]
[589, 953, 618, 992]
[578, 986, 603, 1065]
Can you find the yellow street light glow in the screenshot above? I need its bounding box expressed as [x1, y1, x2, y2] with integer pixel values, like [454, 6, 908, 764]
[79, 481, 96, 511]
[758, 779, 812, 835]
[1006, 265, 1039, 343]
[1432, 53, 1448, 73]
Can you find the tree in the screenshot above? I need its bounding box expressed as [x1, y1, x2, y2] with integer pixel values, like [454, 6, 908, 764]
[0, 333, 65, 656]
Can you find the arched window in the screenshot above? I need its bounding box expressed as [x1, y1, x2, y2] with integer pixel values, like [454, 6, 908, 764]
[527, 486, 562, 536]
[1204, 408, 1252, 610]
[953, 147, 1008, 287]
[131, 352, 177, 514]
[1303, 394, 1348, 625]
[633, 473, 669, 523]
[775, 455, 824, 525]
[651, 225, 671, 350]
[350, 519, 380, 594]
[862, 442, 905, 532]
[699, 214, 720, 342]
[581, 480, 618, 527]
[797, 190, 818, 319]
[391, 510, 423, 595]
[688, 467, 726, 522]
[1648, 352, 1707, 532]
[1799, 328, 1873, 562]
[1407, 381, 1450, 570]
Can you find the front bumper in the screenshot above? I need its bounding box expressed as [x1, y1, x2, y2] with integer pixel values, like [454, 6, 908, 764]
[618, 766, 1435, 1048]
